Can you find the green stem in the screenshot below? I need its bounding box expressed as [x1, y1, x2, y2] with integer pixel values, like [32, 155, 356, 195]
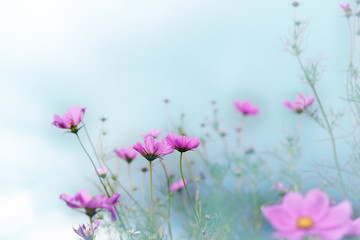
[238, 117, 245, 149]
[309, 84, 348, 198]
[180, 152, 201, 226]
[103, 161, 148, 216]
[160, 159, 173, 240]
[82, 123, 102, 166]
[90, 217, 95, 239]
[292, 7, 348, 199]
[149, 161, 160, 239]
[75, 133, 127, 232]
[128, 164, 133, 191]
[75, 133, 110, 196]
[142, 172, 146, 208]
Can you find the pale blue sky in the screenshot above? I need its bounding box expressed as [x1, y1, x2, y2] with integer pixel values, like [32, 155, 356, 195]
[0, 0, 351, 239]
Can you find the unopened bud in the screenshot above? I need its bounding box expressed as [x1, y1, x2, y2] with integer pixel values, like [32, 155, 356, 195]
[219, 130, 227, 137]
[292, 0, 299, 7]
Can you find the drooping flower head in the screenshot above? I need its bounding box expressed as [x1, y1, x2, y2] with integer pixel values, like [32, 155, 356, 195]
[133, 136, 174, 161]
[95, 166, 107, 178]
[60, 189, 120, 221]
[142, 129, 162, 138]
[283, 93, 315, 113]
[170, 178, 187, 192]
[340, 2, 352, 17]
[166, 133, 200, 153]
[114, 146, 138, 164]
[52, 106, 86, 133]
[73, 219, 100, 240]
[262, 189, 353, 240]
[234, 100, 260, 116]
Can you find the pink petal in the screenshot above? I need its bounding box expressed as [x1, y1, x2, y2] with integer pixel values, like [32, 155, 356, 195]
[302, 189, 330, 221]
[75, 189, 92, 206]
[166, 132, 178, 147]
[315, 201, 352, 229]
[262, 205, 297, 232]
[282, 192, 304, 216]
[187, 137, 200, 149]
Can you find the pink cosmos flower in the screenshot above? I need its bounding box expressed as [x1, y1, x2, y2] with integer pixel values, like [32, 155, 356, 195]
[114, 146, 138, 163]
[262, 189, 353, 240]
[133, 136, 174, 161]
[284, 93, 315, 113]
[166, 133, 200, 152]
[234, 100, 259, 116]
[142, 128, 162, 138]
[340, 2, 352, 17]
[60, 189, 120, 221]
[73, 219, 100, 240]
[95, 166, 107, 178]
[170, 178, 187, 192]
[52, 106, 86, 133]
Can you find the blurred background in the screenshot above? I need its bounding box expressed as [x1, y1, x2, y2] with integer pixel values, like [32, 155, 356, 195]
[0, 0, 350, 239]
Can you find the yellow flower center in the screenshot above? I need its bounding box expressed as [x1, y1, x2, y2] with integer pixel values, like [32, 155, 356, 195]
[69, 121, 74, 127]
[297, 217, 314, 230]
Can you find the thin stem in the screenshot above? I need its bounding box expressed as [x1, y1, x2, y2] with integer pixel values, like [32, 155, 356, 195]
[116, 159, 121, 177]
[309, 84, 348, 198]
[160, 159, 173, 240]
[291, 14, 348, 197]
[181, 192, 191, 216]
[297, 114, 302, 133]
[347, 18, 354, 69]
[238, 116, 245, 149]
[102, 161, 148, 215]
[75, 133, 127, 232]
[142, 172, 146, 208]
[82, 123, 102, 166]
[149, 161, 160, 239]
[89, 217, 95, 240]
[75, 133, 110, 196]
[128, 163, 133, 192]
[180, 152, 200, 226]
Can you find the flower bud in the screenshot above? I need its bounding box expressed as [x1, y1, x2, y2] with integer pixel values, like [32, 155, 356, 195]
[292, 0, 299, 7]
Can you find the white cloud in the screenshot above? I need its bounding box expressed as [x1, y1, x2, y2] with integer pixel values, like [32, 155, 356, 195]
[0, 190, 83, 239]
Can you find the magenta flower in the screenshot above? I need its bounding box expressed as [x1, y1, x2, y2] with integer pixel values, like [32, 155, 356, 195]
[340, 2, 352, 17]
[95, 166, 107, 178]
[142, 128, 162, 138]
[284, 93, 315, 113]
[52, 106, 86, 133]
[114, 146, 138, 164]
[234, 100, 259, 116]
[73, 219, 100, 240]
[166, 133, 200, 153]
[60, 189, 120, 221]
[262, 189, 353, 240]
[170, 178, 187, 192]
[133, 136, 174, 161]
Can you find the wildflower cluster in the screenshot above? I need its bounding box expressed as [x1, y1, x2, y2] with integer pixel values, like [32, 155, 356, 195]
[50, 1, 360, 240]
